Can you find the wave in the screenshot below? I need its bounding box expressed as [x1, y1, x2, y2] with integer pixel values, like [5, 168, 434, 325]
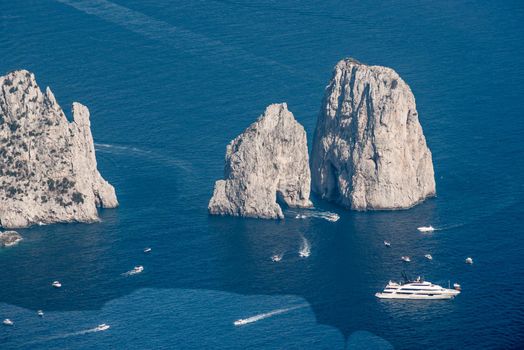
[299, 236, 310, 258]
[234, 304, 306, 326]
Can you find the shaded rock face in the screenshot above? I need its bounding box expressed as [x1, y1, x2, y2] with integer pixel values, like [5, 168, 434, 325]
[0, 70, 118, 228]
[0, 231, 22, 247]
[209, 103, 312, 219]
[311, 58, 435, 210]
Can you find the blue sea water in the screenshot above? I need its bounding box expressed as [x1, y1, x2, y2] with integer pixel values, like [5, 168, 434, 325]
[1, 0, 524, 348]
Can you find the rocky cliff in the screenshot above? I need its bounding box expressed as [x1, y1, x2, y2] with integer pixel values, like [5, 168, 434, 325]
[311, 58, 435, 210]
[0, 70, 118, 228]
[209, 103, 312, 219]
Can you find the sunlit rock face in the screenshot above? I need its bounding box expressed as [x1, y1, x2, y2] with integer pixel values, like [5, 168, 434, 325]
[311, 58, 435, 210]
[0, 70, 118, 228]
[209, 103, 312, 219]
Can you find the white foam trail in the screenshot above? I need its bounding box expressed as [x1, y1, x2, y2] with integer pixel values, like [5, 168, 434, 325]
[95, 143, 192, 172]
[24, 326, 108, 345]
[54, 0, 304, 78]
[299, 236, 310, 258]
[234, 304, 306, 326]
[290, 209, 339, 222]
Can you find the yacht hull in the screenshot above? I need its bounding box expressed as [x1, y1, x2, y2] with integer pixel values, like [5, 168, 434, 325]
[375, 292, 456, 300]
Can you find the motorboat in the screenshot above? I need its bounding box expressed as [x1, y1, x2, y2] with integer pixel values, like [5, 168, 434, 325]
[425, 254, 433, 260]
[96, 323, 110, 331]
[234, 319, 248, 326]
[133, 265, 144, 273]
[37, 310, 44, 317]
[271, 254, 283, 262]
[3, 319, 13, 326]
[384, 241, 391, 247]
[143, 247, 152, 253]
[324, 213, 340, 222]
[52, 281, 62, 288]
[417, 226, 435, 232]
[375, 275, 460, 300]
[453, 283, 462, 291]
[465, 257, 473, 264]
[401, 256, 411, 262]
[295, 214, 307, 219]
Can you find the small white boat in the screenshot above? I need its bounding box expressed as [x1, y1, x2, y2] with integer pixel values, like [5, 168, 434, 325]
[375, 276, 460, 300]
[133, 265, 144, 273]
[143, 247, 152, 253]
[52, 281, 62, 288]
[271, 254, 283, 262]
[295, 214, 307, 219]
[425, 254, 433, 260]
[3, 319, 13, 326]
[234, 319, 248, 326]
[453, 283, 462, 291]
[37, 310, 44, 317]
[465, 257, 473, 264]
[324, 213, 340, 222]
[417, 226, 435, 232]
[384, 241, 391, 247]
[401, 256, 411, 262]
[96, 323, 110, 331]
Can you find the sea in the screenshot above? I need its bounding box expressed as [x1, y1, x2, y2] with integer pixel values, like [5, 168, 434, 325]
[1, 1, 523, 349]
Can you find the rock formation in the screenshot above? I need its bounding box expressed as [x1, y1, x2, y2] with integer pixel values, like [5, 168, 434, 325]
[0, 231, 22, 247]
[209, 103, 312, 219]
[311, 58, 435, 210]
[0, 70, 118, 228]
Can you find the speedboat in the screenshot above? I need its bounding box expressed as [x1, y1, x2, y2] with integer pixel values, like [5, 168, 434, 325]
[37, 310, 44, 317]
[234, 319, 248, 326]
[325, 213, 340, 222]
[271, 254, 283, 262]
[375, 276, 460, 300]
[453, 283, 462, 291]
[465, 257, 473, 264]
[143, 247, 152, 253]
[295, 214, 307, 219]
[417, 226, 435, 232]
[3, 319, 13, 326]
[384, 241, 391, 247]
[425, 254, 433, 260]
[401, 256, 411, 262]
[52, 281, 62, 288]
[96, 323, 110, 331]
[133, 266, 144, 273]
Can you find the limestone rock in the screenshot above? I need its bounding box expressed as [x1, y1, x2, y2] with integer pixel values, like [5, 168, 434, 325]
[0, 231, 22, 247]
[311, 58, 435, 210]
[209, 103, 312, 219]
[0, 70, 118, 228]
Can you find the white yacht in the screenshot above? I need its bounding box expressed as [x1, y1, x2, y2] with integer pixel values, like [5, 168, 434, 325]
[37, 310, 44, 317]
[96, 323, 110, 331]
[425, 254, 433, 260]
[417, 226, 435, 232]
[52, 281, 62, 288]
[376, 276, 460, 300]
[133, 265, 144, 273]
[143, 247, 152, 253]
[384, 241, 391, 247]
[465, 257, 473, 264]
[401, 256, 411, 262]
[3, 318, 13, 326]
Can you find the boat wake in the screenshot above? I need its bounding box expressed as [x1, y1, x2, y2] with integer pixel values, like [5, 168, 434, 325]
[24, 325, 109, 345]
[95, 143, 192, 172]
[299, 236, 311, 258]
[290, 209, 340, 222]
[121, 266, 144, 276]
[234, 305, 306, 326]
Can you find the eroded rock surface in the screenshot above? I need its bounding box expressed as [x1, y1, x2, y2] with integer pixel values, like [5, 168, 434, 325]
[209, 103, 312, 219]
[0, 70, 118, 228]
[311, 58, 435, 210]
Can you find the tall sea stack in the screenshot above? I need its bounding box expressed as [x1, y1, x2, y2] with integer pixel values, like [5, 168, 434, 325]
[0, 70, 118, 228]
[209, 103, 312, 219]
[311, 58, 435, 210]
